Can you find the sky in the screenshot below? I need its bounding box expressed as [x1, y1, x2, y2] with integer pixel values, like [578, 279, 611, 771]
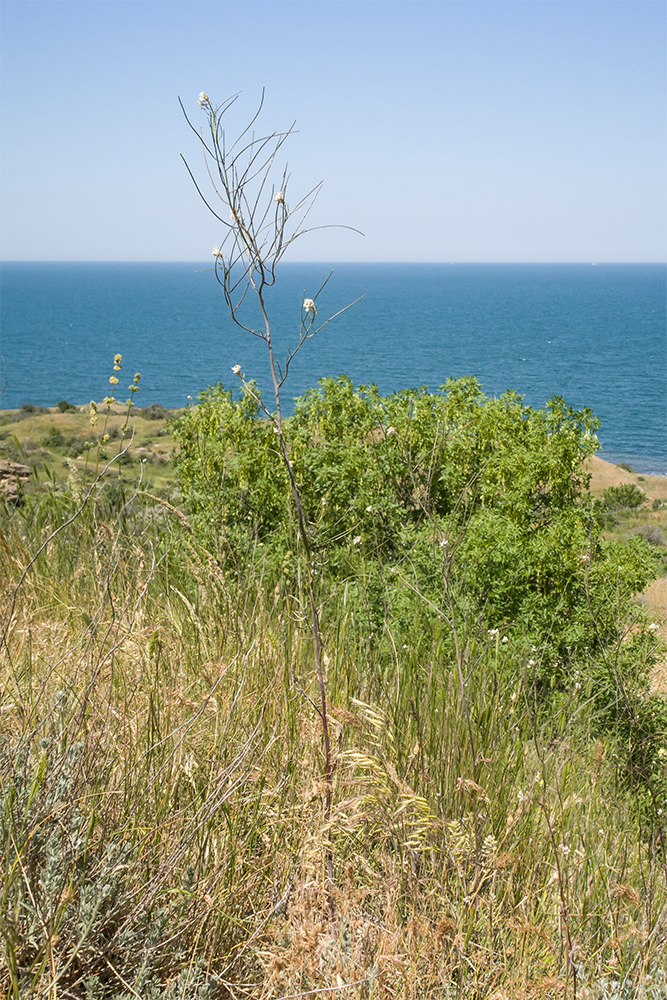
[0, 0, 665, 263]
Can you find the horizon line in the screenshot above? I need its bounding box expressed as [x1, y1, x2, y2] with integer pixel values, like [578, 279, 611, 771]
[2, 259, 666, 266]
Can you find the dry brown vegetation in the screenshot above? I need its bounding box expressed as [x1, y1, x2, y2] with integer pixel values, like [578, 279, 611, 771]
[2, 439, 667, 997]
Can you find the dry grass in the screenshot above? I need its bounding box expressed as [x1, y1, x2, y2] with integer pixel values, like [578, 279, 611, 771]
[2, 477, 667, 998]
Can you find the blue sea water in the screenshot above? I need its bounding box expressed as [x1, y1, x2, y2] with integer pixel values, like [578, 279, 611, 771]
[1, 261, 665, 474]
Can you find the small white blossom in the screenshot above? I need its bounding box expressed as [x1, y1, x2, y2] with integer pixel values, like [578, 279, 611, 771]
[198, 92, 210, 107]
[366, 505, 373, 513]
[274, 191, 285, 204]
[502, 636, 509, 645]
[649, 623, 659, 633]
[488, 628, 499, 638]
[231, 364, 242, 376]
[439, 538, 448, 548]
[528, 658, 536, 667]
[212, 247, 223, 258]
[386, 426, 396, 436]
[352, 535, 362, 546]
[303, 298, 316, 315]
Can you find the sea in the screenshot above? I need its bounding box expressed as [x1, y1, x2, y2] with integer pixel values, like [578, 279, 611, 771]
[1, 261, 665, 475]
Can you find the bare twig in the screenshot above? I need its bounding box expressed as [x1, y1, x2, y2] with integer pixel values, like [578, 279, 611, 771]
[181, 89, 364, 916]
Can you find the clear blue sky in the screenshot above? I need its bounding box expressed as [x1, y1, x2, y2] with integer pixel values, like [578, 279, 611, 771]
[1, 0, 665, 262]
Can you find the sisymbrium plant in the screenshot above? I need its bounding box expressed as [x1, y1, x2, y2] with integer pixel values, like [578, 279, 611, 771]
[181, 90, 362, 911]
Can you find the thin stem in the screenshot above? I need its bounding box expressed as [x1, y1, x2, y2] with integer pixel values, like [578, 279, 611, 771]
[180, 90, 365, 917]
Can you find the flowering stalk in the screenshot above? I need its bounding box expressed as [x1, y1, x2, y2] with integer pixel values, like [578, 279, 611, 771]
[84, 355, 140, 482]
[182, 91, 363, 915]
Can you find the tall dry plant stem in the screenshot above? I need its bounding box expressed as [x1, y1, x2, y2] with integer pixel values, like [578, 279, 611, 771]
[181, 90, 362, 913]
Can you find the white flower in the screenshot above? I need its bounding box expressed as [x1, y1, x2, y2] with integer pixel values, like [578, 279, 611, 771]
[488, 628, 499, 638]
[212, 247, 223, 258]
[439, 538, 448, 548]
[198, 92, 209, 107]
[231, 364, 242, 376]
[528, 658, 536, 667]
[303, 298, 316, 315]
[365, 505, 373, 513]
[352, 535, 362, 546]
[274, 191, 285, 204]
[502, 636, 509, 645]
[386, 426, 396, 436]
[649, 623, 659, 633]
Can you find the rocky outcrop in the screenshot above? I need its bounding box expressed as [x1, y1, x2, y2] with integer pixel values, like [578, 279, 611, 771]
[0, 460, 31, 502]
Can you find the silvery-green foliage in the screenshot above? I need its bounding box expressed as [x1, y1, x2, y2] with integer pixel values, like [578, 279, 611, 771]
[110, 961, 219, 999]
[595, 966, 667, 999]
[1, 735, 218, 997]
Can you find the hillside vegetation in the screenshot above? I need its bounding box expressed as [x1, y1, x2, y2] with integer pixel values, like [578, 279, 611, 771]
[2, 375, 667, 999]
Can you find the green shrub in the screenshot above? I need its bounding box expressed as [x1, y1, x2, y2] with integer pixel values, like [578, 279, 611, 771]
[602, 483, 646, 511]
[56, 399, 78, 413]
[20, 403, 49, 415]
[141, 403, 170, 421]
[41, 427, 65, 449]
[175, 374, 657, 666]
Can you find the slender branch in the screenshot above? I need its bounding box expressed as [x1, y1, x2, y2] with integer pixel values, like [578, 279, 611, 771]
[181, 89, 364, 918]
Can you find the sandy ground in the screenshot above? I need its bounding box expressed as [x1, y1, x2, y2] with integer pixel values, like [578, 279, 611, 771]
[586, 457, 667, 694]
[638, 577, 667, 694]
[586, 454, 667, 503]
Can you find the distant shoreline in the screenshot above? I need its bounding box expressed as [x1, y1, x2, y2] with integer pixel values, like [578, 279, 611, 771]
[1, 402, 665, 479]
[2, 262, 664, 470]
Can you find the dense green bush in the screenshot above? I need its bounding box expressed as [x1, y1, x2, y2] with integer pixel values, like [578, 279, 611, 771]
[141, 403, 171, 421]
[602, 482, 647, 511]
[56, 399, 78, 413]
[20, 403, 49, 415]
[175, 375, 657, 658]
[41, 427, 65, 448]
